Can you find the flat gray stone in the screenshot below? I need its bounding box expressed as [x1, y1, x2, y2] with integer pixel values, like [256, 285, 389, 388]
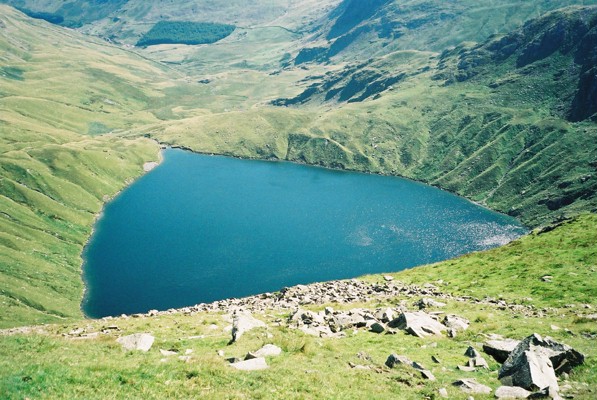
[495, 385, 532, 399]
[116, 333, 154, 352]
[230, 357, 268, 371]
[254, 344, 282, 358]
[453, 378, 492, 394]
[443, 314, 470, 331]
[389, 312, 447, 338]
[385, 354, 413, 368]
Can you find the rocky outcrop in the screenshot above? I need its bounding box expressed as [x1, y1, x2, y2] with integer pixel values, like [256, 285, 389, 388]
[498, 334, 585, 391]
[385, 354, 435, 380]
[230, 357, 269, 371]
[388, 311, 447, 338]
[484, 338, 521, 363]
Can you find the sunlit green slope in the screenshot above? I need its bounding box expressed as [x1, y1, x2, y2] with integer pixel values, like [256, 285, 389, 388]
[0, 5, 166, 327]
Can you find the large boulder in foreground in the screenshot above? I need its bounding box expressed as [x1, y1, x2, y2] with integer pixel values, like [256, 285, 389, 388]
[498, 334, 584, 391]
[484, 339, 521, 363]
[388, 312, 446, 337]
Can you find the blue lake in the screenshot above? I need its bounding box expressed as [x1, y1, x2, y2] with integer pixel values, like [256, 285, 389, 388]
[82, 148, 527, 318]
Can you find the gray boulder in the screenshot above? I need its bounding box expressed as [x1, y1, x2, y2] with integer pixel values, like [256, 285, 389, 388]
[385, 354, 435, 381]
[230, 312, 266, 344]
[484, 339, 521, 363]
[369, 322, 386, 334]
[499, 334, 584, 391]
[253, 344, 282, 358]
[468, 356, 490, 369]
[375, 307, 396, 323]
[452, 378, 492, 394]
[416, 298, 447, 309]
[116, 333, 155, 352]
[444, 314, 470, 331]
[389, 312, 446, 337]
[385, 354, 413, 368]
[230, 357, 269, 371]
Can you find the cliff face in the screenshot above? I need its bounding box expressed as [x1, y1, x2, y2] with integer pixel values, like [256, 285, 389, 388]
[439, 6, 597, 123]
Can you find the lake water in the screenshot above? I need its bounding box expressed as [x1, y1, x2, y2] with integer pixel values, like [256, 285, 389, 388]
[82, 149, 527, 318]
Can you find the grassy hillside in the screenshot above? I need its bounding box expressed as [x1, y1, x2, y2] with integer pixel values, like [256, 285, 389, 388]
[0, 213, 595, 399]
[0, 5, 168, 326]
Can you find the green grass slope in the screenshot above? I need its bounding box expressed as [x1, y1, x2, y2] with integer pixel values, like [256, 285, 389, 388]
[0, 5, 168, 327]
[0, 213, 595, 399]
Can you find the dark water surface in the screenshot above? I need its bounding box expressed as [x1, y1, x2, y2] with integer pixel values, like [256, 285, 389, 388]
[82, 149, 527, 317]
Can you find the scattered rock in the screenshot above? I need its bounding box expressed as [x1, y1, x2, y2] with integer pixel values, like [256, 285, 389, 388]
[444, 315, 470, 331]
[465, 346, 482, 358]
[253, 344, 282, 358]
[484, 339, 521, 363]
[389, 312, 447, 338]
[159, 349, 177, 356]
[416, 298, 447, 309]
[383, 275, 394, 281]
[229, 312, 266, 344]
[500, 348, 559, 391]
[495, 385, 532, 399]
[230, 357, 268, 371]
[375, 307, 396, 323]
[419, 369, 436, 381]
[116, 333, 155, 352]
[453, 378, 492, 394]
[369, 322, 386, 334]
[385, 354, 413, 368]
[385, 354, 435, 380]
[432, 355, 441, 364]
[457, 365, 477, 372]
[541, 276, 553, 282]
[439, 387, 449, 398]
[468, 356, 490, 369]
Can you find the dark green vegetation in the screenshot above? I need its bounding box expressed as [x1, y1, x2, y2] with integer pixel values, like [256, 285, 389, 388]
[1, 215, 596, 399]
[136, 21, 235, 47]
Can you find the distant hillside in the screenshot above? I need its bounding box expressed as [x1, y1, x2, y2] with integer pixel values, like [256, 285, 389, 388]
[151, 6, 597, 228]
[294, 0, 597, 63]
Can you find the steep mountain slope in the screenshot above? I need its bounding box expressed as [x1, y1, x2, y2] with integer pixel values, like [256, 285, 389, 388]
[0, 5, 165, 326]
[148, 6, 597, 227]
[294, 0, 597, 63]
